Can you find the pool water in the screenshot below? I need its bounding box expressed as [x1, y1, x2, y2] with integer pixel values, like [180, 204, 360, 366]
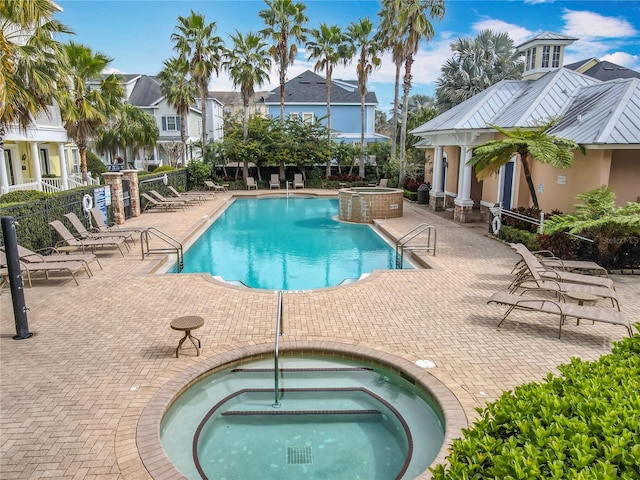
[176, 197, 411, 290]
[160, 357, 445, 480]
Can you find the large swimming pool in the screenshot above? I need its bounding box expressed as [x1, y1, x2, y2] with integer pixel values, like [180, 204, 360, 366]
[176, 197, 411, 290]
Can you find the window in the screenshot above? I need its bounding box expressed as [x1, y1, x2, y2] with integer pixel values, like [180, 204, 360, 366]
[530, 47, 537, 70]
[302, 113, 314, 125]
[525, 50, 531, 71]
[541, 46, 550, 68]
[289, 112, 301, 120]
[223, 107, 232, 118]
[552, 46, 561, 68]
[162, 115, 181, 132]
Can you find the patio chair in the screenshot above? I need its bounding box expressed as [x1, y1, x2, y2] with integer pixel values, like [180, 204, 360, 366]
[378, 178, 388, 188]
[90, 208, 147, 235]
[204, 181, 226, 192]
[64, 212, 133, 248]
[14, 244, 102, 276]
[0, 250, 88, 287]
[149, 189, 195, 207]
[293, 173, 304, 189]
[49, 220, 127, 257]
[510, 244, 614, 290]
[528, 249, 609, 277]
[167, 186, 212, 203]
[141, 193, 186, 212]
[246, 177, 258, 190]
[488, 288, 632, 339]
[269, 174, 280, 190]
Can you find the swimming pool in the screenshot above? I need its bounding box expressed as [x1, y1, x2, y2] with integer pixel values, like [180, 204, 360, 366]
[176, 197, 411, 290]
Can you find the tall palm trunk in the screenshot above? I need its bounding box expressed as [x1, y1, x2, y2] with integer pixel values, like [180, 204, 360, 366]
[180, 112, 187, 166]
[359, 92, 366, 178]
[325, 66, 332, 178]
[242, 99, 250, 179]
[79, 143, 88, 183]
[399, 53, 414, 188]
[200, 81, 208, 156]
[519, 149, 540, 210]
[391, 60, 401, 159]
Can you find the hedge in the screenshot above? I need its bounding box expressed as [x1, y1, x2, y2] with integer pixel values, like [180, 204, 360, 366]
[431, 332, 640, 479]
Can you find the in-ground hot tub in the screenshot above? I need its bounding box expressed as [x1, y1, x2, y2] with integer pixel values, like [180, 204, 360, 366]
[339, 187, 404, 223]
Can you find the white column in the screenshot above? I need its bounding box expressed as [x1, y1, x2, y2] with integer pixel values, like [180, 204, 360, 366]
[30, 142, 42, 189]
[58, 143, 69, 190]
[0, 146, 9, 194]
[455, 146, 474, 206]
[430, 146, 444, 194]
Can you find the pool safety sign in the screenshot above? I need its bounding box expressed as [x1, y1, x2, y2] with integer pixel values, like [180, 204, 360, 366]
[93, 186, 111, 221]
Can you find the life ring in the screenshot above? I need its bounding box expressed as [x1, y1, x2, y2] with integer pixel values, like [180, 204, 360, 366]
[491, 215, 501, 235]
[82, 194, 93, 213]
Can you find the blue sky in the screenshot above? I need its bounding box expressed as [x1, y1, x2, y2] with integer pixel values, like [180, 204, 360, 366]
[56, 0, 640, 113]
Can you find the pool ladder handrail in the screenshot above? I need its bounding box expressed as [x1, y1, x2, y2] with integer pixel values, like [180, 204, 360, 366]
[395, 223, 437, 268]
[140, 227, 184, 272]
[273, 290, 285, 408]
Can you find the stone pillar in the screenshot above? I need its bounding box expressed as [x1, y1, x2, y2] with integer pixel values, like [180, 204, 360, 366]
[121, 170, 141, 217]
[429, 146, 445, 211]
[58, 143, 69, 190]
[102, 172, 124, 225]
[454, 146, 474, 223]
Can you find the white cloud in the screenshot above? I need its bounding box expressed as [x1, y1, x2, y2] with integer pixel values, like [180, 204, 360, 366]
[471, 19, 534, 45]
[562, 9, 637, 40]
[601, 51, 640, 70]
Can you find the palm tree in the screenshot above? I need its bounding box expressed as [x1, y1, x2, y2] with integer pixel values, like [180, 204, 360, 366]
[171, 10, 223, 156]
[397, 0, 445, 187]
[259, 0, 308, 121]
[435, 30, 523, 111]
[1, 0, 72, 141]
[346, 18, 381, 179]
[58, 41, 123, 182]
[469, 120, 584, 210]
[96, 103, 158, 166]
[376, 0, 406, 161]
[306, 23, 348, 178]
[224, 31, 272, 179]
[543, 187, 640, 261]
[158, 56, 197, 166]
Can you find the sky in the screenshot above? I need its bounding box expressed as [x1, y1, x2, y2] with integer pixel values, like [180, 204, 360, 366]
[56, 0, 640, 113]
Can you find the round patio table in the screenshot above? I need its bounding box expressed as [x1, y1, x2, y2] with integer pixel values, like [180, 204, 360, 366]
[564, 291, 598, 325]
[170, 316, 204, 358]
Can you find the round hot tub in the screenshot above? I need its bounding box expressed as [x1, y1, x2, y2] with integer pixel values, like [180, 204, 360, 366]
[339, 187, 404, 223]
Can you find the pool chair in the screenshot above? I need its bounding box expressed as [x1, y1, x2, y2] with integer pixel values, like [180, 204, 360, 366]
[13, 244, 102, 276]
[90, 208, 147, 235]
[204, 181, 226, 192]
[488, 288, 632, 339]
[149, 189, 196, 207]
[378, 178, 388, 188]
[0, 250, 89, 287]
[512, 246, 608, 278]
[269, 174, 280, 189]
[64, 212, 134, 248]
[293, 173, 304, 189]
[246, 177, 258, 190]
[141, 193, 186, 212]
[167, 186, 213, 203]
[49, 220, 127, 257]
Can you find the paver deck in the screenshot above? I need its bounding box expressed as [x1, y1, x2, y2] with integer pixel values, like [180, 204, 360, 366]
[1, 190, 638, 479]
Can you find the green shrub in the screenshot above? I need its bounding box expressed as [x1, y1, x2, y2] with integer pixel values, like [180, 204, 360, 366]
[498, 225, 540, 250]
[404, 190, 418, 201]
[187, 160, 212, 189]
[86, 151, 107, 177]
[0, 190, 52, 205]
[431, 333, 640, 479]
[153, 165, 176, 173]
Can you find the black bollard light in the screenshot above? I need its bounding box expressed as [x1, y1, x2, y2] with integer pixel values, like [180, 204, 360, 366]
[1, 216, 32, 340]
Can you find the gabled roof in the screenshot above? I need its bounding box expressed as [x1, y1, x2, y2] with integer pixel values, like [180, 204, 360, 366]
[548, 78, 640, 145]
[575, 60, 640, 81]
[516, 31, 578, 50]
[128, 75, 163, 107]
[210, 91, 268, 105]
[264, 70, 377, 105]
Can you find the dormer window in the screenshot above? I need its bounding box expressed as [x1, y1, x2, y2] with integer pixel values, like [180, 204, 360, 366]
[552, 46, 561, 68]
[530, 47, 537, 70]
[542, 46, 550, 68]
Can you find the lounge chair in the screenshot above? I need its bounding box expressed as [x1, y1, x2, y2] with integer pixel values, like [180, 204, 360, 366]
[149, 189, 195, 207]
[246, 177, 258, 190]
[510, 244, 614, 290]
[64, 212, 133, 248]
[204, 181, 226, 192]
[167, 186, 212, 203]
[528, 249, 609, 277]
[141, 193, 186, 212]
[269, 174, 280, 190]
[14, 244, 102, 276]
[90, 208, 147, 235]
[0, 251, 88, 287]
[488, 289, 632, 338]
[49, 220, 127, 257]
[293, 173, 304, 189]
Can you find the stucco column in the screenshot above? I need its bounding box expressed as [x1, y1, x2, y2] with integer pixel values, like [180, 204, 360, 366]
[0, 147, 9, 194]
[429, 146, 445, 211]
[30, 142, 42, 189]
[58, 143, 69, 190]
[454, 146, 474, 223]
[121, 170, 140, 217]
[102, 172, 124, 225]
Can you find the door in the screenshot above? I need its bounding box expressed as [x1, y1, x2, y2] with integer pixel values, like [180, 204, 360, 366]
[4, 150, 16, 185]
[39, 148, 50, 175]
[500, 161, 515, 208]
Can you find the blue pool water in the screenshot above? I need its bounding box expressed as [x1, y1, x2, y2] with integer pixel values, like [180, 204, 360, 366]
[176, 197, 411, 290]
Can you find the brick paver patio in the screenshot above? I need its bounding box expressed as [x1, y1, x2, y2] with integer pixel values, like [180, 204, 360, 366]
[1, 190, 638, 479]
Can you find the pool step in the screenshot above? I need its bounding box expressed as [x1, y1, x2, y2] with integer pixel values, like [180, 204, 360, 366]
[230, 367, 373, 373]
[222, 409, 380, 416]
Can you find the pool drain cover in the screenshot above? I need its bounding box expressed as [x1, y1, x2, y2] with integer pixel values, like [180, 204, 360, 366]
[287, 446, 313, 465]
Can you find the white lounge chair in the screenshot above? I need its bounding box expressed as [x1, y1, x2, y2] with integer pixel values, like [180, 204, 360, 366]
[246, 177, 258, 190]
[293, 173, 304, 189]
[269, 174, 280, 189]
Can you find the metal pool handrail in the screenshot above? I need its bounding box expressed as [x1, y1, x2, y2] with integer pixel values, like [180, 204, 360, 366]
[273, 290, 284, 408]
